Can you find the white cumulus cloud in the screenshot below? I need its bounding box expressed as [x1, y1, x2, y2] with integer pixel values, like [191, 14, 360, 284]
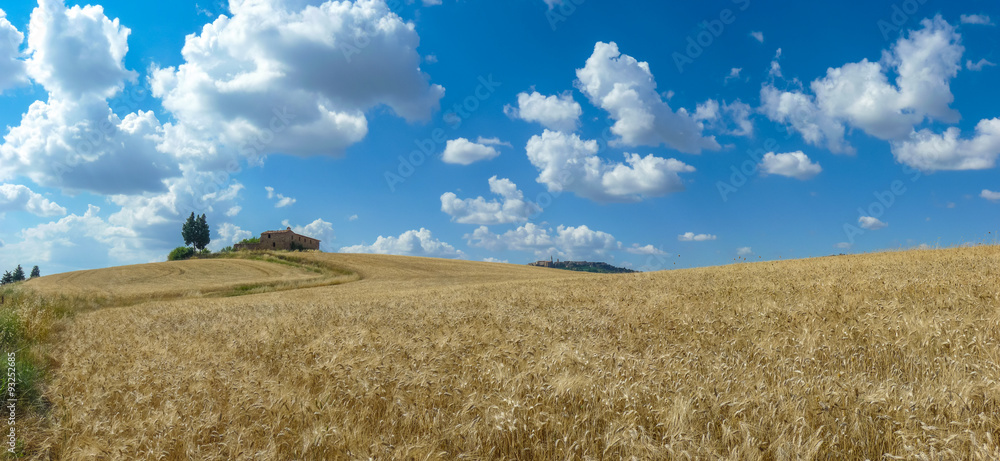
[440, 176, 541, 225]
[216, 222, 252, 245]
[0, 183, 67, 217]
[339, 228, 463, 258]
[890, 118, 1000, 171]
[761, 16, 964, 155]
[441, 138, 500, 165]
[525, 130, 695, 203]
[283, 218, 334, 250]
[466, 223, 621, 260]
[981, 189, 1000, 202]
[575, 41, 720, 153]
[759, 151, 823, 180]
[504, 91, 582, 132]
[25, 1, 136, 99]
[858, 216, 888, 230]
[150, 0, 444, 161]
[0, 1, 178, 194]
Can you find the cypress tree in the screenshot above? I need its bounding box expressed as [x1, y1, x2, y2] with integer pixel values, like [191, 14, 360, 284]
[193, 214, 211, 250]
[182, 212, 197, 248]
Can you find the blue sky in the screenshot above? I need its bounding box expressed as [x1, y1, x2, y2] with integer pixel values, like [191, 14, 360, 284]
[1, 0, 999, 274]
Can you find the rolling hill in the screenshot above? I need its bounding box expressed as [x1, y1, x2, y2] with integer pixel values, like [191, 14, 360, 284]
[8, 247, 1000, 459]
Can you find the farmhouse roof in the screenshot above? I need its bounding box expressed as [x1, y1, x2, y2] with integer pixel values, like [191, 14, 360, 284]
[261, 227, 321, 242]
[262, 227, 295, 234]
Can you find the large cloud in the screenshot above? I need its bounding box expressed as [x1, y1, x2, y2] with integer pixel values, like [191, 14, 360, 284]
[150, 0, 444, 160]
[760, 16, 964, 155]
[575, 41, 720, 153]
[25, 0, 136, 98]
[1, 99, 177, 194]
[0, 1, 178, 194]
[339, 228, 463, 258]
[525, 130, 695, 203]
[441, 176, 541, 225]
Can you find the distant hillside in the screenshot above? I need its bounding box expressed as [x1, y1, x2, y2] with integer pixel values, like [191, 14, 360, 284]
[527, 260, 637, 274]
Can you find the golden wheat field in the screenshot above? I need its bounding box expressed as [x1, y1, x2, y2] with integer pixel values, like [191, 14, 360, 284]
[8, 247, 1000, 459]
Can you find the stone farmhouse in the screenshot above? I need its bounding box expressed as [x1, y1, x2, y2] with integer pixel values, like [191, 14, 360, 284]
[233, 227, 321, 251]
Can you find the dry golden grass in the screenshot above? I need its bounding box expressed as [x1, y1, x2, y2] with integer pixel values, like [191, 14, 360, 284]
[17, 247, 1000, 459]
[26, 256, 335, 300]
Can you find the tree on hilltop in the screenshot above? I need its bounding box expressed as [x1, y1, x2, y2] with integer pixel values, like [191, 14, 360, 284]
[194, 214, 210, 251]
[11, 265, 24, 282]
[182, 212, 197, 248]
[181, 212, 211, 251]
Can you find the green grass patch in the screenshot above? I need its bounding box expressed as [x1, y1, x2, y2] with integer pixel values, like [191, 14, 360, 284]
[0, 284, 76, 456]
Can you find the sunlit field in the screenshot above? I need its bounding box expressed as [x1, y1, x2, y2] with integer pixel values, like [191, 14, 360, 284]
[8, 247, 1000, 459]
